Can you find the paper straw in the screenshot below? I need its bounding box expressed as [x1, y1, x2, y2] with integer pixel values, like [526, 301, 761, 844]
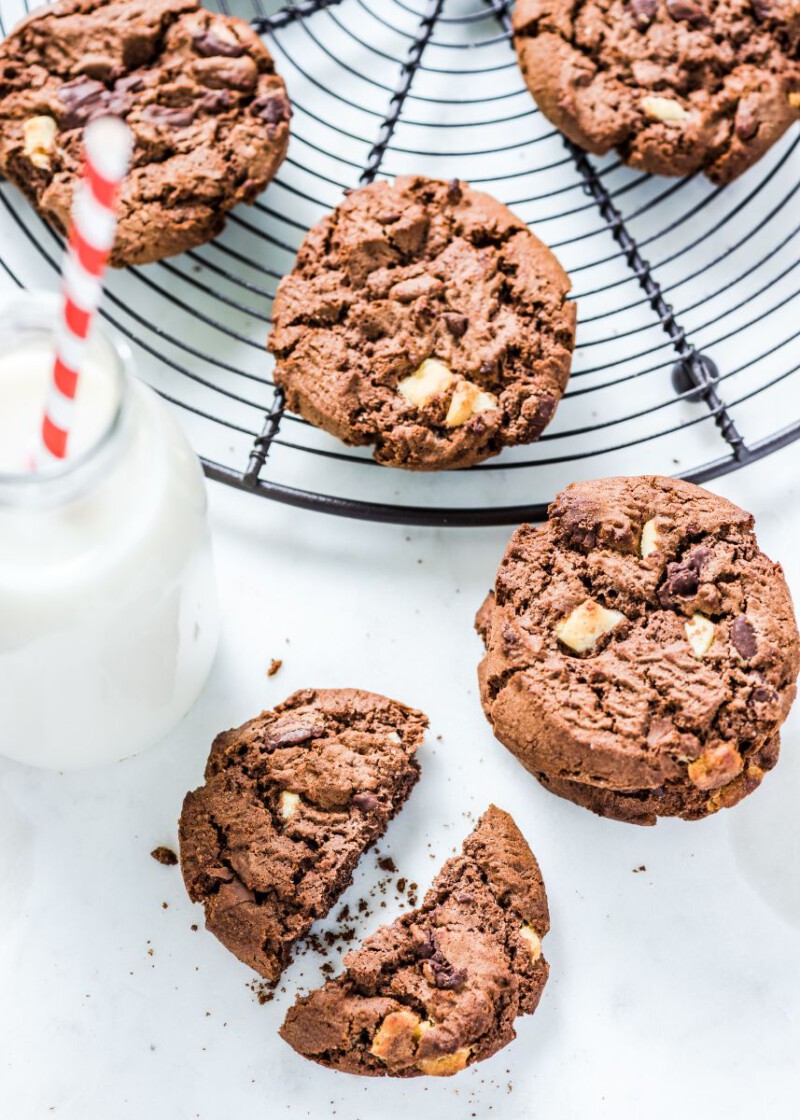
[40, 116, 132, 464]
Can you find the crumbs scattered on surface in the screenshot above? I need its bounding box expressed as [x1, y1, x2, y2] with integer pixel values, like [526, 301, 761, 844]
[151, 846, 178, 866]
[267, 659, 283, 677]
[633, 865, 647, 873]
[162, 902, 169, 910]
[377, 856, 397, 873]
[247, 979, 275, 1004]
[191, 924, 198, 932]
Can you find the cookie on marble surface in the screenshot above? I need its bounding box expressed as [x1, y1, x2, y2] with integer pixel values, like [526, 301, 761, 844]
[280, 806, 549, 1077]
[268, 175, 575, 470]
[179, 689, 426, 983]
[0, 0, 291, 266]
[513, 0, 800, 184]
[477, 476, 800, 823]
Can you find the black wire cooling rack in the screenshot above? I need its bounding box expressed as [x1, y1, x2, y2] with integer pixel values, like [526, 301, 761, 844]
[1, 0, 799, 526]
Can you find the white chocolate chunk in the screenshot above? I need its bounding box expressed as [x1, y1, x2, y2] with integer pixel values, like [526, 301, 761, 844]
[398, 359, 456, 408]
[445, 380, 499, 428]
[387, 730, 402, 743]
[23, 116, 57, 169]
[789, 92, 800, 110]
[685, 613, 715, 659]
[555, 598, 625, 653]
[279, 790, 301, 819]
[640, 518, 661, 558]
[642, 96, 689, 123]
[520, 924, 542, 961]
[370, 1010, 421, 1060]
[418, 1047, 471, 1077]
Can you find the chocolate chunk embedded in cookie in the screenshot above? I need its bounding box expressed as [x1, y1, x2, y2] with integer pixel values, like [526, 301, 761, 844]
[477, 476, 800, 823]
[0, 0, 291, 265]
[268, 176, 575, 470]
[513, 0, 800, 184]
[280, 806, 549, 1076]
[178, 689, 426, 983]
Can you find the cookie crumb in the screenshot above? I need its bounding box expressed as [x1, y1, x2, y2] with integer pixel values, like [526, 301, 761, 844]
[267, 659, 283, 677]
[377, 856, 397, 873]
[633, 865, 646, 873]
[151, 846, 177, 866]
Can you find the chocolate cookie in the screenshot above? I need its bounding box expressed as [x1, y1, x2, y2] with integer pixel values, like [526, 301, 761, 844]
[0, 0, 291, 266]
[532, 735, 780, 826]
[280, 806, 549, 1077]
[513, 1, 800, 184]
[268, 176, 575, 470]
[477, 476, 800, 823]
[178, 689, 426, 982]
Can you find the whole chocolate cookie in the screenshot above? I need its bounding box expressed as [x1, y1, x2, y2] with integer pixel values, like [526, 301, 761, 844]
[477, 476, 800, 823]
[280, 806, 549, 1077]
[0, 0, 291, 266]
[179, 689, 426, 983]
[513, 1, 800, 184]
[268, 176, 575, 470]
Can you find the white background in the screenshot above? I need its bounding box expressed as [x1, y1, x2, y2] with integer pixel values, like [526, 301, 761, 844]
[1, 443, 799, 1120]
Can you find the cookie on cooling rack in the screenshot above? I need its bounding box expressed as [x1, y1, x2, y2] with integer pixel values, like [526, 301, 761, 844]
[179, 689, 426, 983]
[0, 0, 291, 266]
[476, 475, 800, 825]
[280, 806, 549, 1077]
[268, 176, 576, 470]
[512, 0, 800, 184]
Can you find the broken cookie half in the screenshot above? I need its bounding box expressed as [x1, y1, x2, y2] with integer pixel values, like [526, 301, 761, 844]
[178, 688, 426, 984]
[280, 805, 549, 1077]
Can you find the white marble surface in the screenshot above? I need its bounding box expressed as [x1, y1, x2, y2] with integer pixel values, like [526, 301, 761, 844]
[2, 445, 800, 1120]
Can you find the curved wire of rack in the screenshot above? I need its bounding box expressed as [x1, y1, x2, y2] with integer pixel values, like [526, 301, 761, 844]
[1, 0, 799, 525]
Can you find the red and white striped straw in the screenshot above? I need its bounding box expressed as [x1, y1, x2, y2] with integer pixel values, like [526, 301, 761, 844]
[40, 116, 132, 465]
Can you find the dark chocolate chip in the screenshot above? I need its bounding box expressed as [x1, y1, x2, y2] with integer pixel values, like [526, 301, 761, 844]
[629, 0, 658, 28]
[661, 546, 710, 600]
[567, 525, 598, 551]
[267, 720, 325, 747]
[442, 312, 469, 338]
[429, 960, 468, 990]
[216, 878, 255, 909]
[666, 0, 706, 21]
[58, 77, 111, 128]
[454, 891, 474, 904]
[352, 792, 380, 812]
[193, 30, 246, 58]
[114, 73, 145, 94]
[749, 685, 776, 705]
[141, 103, 197, 128]
[446, 178, 462, 204]
[249, 95, 292, 124]
[201, 89, 234, 114]
[666, 565, 699, 597]
[731, 617, 758, 660]
[735, 102, 759, 141]
[532, 394, 556, 432]
[424, 948, 467, 990]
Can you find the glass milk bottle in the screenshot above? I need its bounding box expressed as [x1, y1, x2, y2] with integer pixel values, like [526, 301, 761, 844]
[0, 293, 219, 768]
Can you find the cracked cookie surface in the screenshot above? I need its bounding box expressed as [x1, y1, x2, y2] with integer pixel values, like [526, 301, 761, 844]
[178, 689, 425, 983]
[477, 476, 800, 823]
[513, 0, 800, 183]
[268, 175, 575, 470]
[0, 0, 291, 265]
[280, 806, 549, 1077]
